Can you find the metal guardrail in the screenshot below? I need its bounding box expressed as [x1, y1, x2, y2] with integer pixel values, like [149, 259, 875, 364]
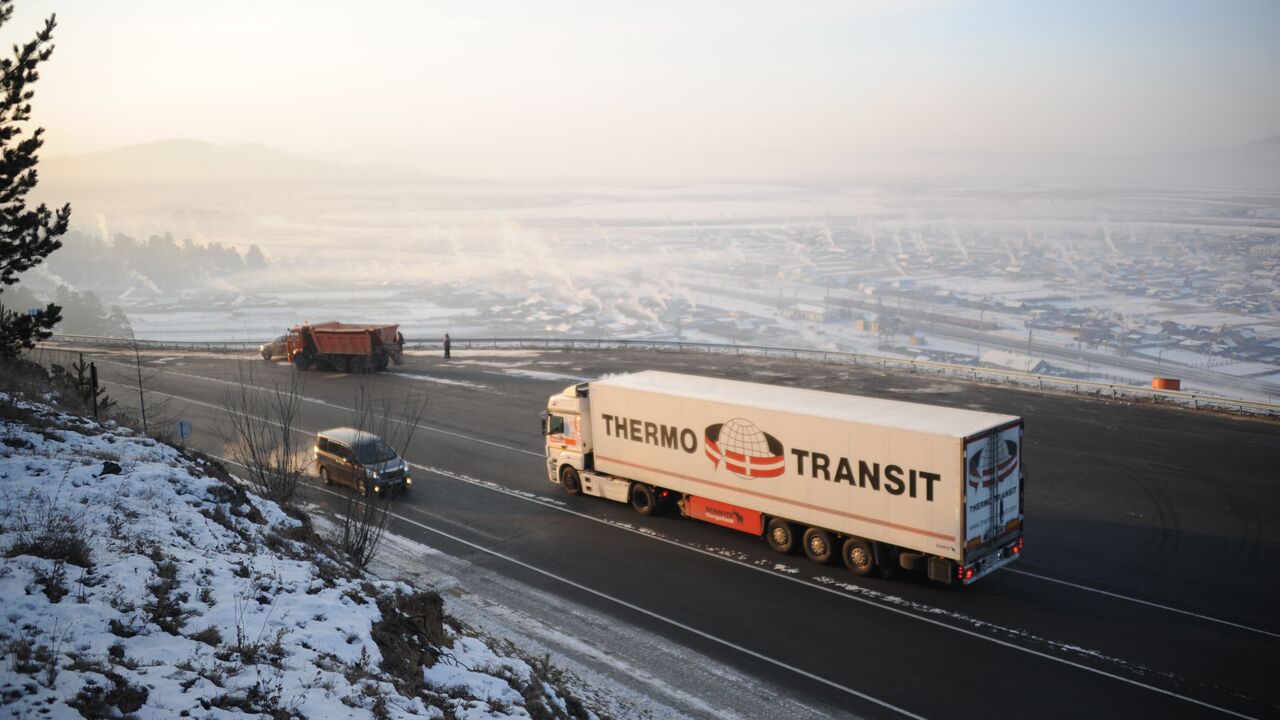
[44, 333, 1280, 418]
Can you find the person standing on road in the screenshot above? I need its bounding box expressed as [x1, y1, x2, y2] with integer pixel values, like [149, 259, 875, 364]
[443, 333, 451, 359]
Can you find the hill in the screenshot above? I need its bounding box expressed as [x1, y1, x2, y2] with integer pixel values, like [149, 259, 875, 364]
[0, 391, 592, 719]
[41, 139, 437, 188]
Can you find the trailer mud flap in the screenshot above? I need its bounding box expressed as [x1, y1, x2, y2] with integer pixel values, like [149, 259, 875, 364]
[928, 557, 955, 585]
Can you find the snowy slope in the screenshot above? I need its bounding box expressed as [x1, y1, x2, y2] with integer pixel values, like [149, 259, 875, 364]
[0, 393, 591, 719]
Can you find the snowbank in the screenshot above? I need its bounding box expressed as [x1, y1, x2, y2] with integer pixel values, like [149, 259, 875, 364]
[0, 393, 590, 719]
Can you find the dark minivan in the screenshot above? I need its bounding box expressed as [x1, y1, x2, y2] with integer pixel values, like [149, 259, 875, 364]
[315, 427, 411, 497]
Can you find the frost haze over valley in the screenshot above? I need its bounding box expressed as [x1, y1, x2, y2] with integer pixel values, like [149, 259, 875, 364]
[22, 140, 1280, 403]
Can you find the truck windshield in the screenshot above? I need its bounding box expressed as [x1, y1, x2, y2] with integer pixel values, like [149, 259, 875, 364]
[355, 438, 397, 465]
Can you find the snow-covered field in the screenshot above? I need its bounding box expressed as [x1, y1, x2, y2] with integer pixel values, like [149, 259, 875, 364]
[0, 392, 593, 719]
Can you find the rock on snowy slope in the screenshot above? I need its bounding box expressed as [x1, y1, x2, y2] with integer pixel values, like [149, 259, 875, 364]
[0, 393, 592, 719]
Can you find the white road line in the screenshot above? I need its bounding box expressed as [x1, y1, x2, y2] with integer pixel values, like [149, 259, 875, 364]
[155, 381, 1260, 718]
[101, 361, 542, 458]
[210, 454, 924, 719]
[1006, 568, 1280, 640]
[400, 462, 1258, 719]
[301, 481, 928, 719]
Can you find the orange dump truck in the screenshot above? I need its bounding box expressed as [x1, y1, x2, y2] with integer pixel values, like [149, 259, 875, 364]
[286, 322, 403, 372]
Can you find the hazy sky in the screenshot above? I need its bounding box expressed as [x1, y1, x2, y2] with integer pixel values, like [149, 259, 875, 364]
[12, 0, 1280, 180]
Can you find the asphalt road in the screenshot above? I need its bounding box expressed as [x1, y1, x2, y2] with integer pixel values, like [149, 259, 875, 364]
[49, 344, 1280, 719]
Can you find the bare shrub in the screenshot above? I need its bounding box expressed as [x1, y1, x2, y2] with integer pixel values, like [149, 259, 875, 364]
[220, 362, 309, 505]
[4, 482, 93, 568]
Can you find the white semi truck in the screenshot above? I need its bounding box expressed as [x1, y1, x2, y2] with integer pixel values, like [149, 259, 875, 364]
[542, 371, 1024, 584]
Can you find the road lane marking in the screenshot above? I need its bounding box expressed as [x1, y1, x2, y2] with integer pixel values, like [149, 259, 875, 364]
[102, 362, 542, 458]
[396, 463, 1259, 719]
[209, 454, 924, 719]
[1006, 568, 1280, 640]
[300, 481, 929, 719]
[150, 378, 1264, 717]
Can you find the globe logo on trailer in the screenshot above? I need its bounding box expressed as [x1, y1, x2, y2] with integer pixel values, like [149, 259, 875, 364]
[705, 419, 785, 479]
[968, 438, 1019, 489]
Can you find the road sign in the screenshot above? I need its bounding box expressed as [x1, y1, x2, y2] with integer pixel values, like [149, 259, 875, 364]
[28, 308, 40, 316]
[175, 419, 192, 441]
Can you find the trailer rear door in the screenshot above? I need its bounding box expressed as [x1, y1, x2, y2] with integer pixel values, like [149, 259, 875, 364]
[963, 421, 1023, 551]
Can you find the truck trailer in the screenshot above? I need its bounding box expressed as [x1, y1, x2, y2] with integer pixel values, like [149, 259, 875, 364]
[542, 371, 1024, 584]
[286, 322, 403, 373]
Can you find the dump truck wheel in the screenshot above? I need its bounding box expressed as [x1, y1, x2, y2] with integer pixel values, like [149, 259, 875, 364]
[392, 353, 403, 365]
[802, 527, 835, 564]
[319, 467, 331, 486]
[373, 354, 389, 370]
[559, 466, 582, 495]
[765, 518, 796, 554]
[630, 483, 656, 516]
[352, 356, 370, 373]
[293, 353, 312, 371]
[842, 537, 876, 576]
[332, 356, 350, 373]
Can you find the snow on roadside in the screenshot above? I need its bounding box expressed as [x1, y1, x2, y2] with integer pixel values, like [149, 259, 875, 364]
[0, 392, 591, 719]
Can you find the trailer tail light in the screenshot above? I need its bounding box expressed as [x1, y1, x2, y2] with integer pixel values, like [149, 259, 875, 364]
[957, 565, 975, 581]
[1011, 537, 1023, 555]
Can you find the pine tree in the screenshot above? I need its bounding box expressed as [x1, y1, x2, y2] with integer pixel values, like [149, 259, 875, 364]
[0, 1, 71, 359]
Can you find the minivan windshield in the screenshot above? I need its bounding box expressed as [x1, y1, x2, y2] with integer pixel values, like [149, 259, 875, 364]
[355, 438, 397, 465]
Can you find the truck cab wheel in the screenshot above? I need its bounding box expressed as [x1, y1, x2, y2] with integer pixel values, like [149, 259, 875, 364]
[765, 518, 796, 554]
[842, 537, 876, 576]
[802, 527, 835, 564]
[630, 483, 656, 516]
[560, 466, 582, 496]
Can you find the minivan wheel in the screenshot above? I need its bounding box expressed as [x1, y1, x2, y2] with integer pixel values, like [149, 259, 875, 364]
[261, 349, 271, 361]
[319, 467, 331, 485]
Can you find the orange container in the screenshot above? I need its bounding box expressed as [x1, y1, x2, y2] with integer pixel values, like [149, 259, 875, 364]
[1152, 377, 1181, 391]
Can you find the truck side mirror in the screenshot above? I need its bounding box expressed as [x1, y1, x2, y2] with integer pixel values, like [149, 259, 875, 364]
[539, 412, 549, 435]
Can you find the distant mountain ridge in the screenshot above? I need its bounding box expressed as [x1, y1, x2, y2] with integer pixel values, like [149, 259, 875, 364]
[39, 135, 1280, 189]
[43, 138, 438, 187]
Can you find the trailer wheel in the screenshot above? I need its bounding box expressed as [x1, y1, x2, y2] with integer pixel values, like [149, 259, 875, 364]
[319, 467, 332, 486]
[802, 527, 835, 564]
[765, 518, 796, 554]
[559, 466, 582, 496]
[630, 483, 656, 516]
[842, 537, 876, 576]
[293, 353, 312, 371]
[332, 356, 350, 373]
